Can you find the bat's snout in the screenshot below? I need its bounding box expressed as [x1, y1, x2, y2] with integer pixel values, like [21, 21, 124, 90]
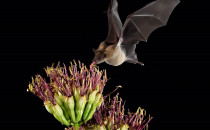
[92, 58, 99, 64]
[92, 57, 104, 64]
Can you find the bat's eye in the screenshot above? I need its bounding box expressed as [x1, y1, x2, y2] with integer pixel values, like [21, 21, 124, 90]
[102, 54, 107, 58]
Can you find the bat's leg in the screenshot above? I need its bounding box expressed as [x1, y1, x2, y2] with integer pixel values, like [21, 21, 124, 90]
[126, 60, 144, 66]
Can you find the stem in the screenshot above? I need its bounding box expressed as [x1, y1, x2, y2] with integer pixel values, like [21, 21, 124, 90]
[74, 123, 80, 130]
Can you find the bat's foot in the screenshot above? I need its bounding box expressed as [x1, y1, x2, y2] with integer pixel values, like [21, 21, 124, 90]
[126, 60, 144, 66]
[136, 61, 144, 66]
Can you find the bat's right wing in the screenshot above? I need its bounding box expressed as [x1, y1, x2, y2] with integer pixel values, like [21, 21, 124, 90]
[120, 0, 180, 63]
[105, 0, 123, 44]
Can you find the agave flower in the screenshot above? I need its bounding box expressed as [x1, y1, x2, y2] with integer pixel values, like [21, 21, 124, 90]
[70, 93, 152, 130]
[27, 61, 107, 129]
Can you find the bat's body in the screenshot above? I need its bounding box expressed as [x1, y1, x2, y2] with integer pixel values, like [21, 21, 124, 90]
[92, 0, 180, 66]
[105, 44, 126, 66]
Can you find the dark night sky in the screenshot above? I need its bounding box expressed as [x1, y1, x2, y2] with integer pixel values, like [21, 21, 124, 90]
[0, 0, 210, 129]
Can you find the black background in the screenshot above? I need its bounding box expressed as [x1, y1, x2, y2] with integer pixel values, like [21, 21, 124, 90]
[1, 0, 210, 129]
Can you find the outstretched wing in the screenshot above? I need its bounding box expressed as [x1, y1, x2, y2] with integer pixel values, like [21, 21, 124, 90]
[105, 0, 123, 44]
[121, 0, 180, 62]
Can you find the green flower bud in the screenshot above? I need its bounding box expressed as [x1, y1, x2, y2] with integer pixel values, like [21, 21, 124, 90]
[54, 93, 70, 121]
[44, 101, 70, 126]
[44, 101, 54, 114]
[53, 104, 70, 126]
[85, 93, 103, 121]
[83, 88, 98, 120]
[73, 87, 80, 103]
[67, 96, 76, 123]
[75, 95, 87, 122]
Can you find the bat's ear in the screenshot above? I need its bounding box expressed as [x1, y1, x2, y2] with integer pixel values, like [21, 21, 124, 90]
[92, 48, 96, 54]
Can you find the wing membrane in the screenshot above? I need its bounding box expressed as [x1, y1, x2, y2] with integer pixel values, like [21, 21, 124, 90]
[105, 0, 123, 44]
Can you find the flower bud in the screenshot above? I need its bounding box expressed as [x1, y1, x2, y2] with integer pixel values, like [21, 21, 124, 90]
[44, 101, 54, 114]
[44, 101, 70, 126]
[85, 93, 103, 122]
[67, 96, 76, 123]
[82, 88, 98, 120]
[54, 93, 70, 121]
[75, 95, 87, 122]
[53, 104, 70, 126]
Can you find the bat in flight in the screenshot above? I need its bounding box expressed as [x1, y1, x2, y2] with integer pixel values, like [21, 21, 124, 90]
[92, 0, 180, 66]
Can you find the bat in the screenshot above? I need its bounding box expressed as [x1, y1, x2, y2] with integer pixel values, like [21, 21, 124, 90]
[92, 0, 180, 66]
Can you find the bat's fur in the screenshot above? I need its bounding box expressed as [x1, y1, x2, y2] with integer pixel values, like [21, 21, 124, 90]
[105, 44, 126, 66]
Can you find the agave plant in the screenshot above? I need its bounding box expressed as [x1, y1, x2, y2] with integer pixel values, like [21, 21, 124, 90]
[27, 61, 107, 129]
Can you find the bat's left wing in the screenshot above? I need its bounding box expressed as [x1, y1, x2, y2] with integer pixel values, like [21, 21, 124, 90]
[120, 0, 180, 63]
[105, 0, 123, 44]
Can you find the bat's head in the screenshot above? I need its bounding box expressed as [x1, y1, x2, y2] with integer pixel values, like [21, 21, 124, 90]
[92, 48, 107, 64]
